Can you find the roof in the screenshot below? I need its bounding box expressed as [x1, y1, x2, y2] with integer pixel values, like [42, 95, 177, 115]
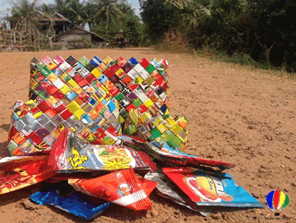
[36, 11, 71, 23]
[50, 12, 71, 23]
[55, 27, 109, 42]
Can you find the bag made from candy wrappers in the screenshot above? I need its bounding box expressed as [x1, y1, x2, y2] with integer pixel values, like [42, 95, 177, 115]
[7, 96, 121, 156]
[30, 183, 110, 220]
[0, 155, 55, 194]
[163, 167, 264, 208]
[48, 128, 156, 172]
[29, 55, 168, 128]
[116, 135, 235, 170]
[29, 54, 189, 152]
[68, 167, 157, 211]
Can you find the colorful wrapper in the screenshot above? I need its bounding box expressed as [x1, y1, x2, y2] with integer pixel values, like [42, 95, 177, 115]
[30, 183, 110, 220]
[145, 171, 212, 217]
[48, 128, 156, 172]
[0, 155, 55, 194]
[7, 96, 121, 156]
[163, 167, 264, 208]
[124, 110, 188, 152]
[68, 167, 157, 211]
[116, 135, 235, 170]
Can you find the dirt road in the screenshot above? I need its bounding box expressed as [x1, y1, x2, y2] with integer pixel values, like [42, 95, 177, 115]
[0, 48, 295, 223]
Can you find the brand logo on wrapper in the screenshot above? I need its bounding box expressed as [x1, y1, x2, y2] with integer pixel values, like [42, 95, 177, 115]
[266, 190, 289, 215]
[118, 183, 133, 196]
[186, 175, 233, 202]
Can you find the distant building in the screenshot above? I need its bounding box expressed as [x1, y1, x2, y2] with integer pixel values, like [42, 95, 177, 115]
[38, 11, 72, 35]
[7, 10, 72, 35]
[55, 26, 108, 45]
[5, 11, 108, 46]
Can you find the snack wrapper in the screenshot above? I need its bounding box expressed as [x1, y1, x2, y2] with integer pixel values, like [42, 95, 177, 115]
[163, 167, 264, 208]
[0, 155, 55, 194]
[116, 135, 235, 170]
[30, 183, 110, 220]
[7, 97, 121, 156]
[145, 171, 212, 217]
[48, 128, 156, 172]
[68, 167, 157, 211]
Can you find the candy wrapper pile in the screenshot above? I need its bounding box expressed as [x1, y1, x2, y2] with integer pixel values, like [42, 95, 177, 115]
[0, 55, 264, 220]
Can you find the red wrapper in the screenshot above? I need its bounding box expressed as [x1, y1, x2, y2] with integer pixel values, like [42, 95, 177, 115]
[0, 155, 56, 194]
[48, 128, 68, 170]
[68, 167, 157, 211]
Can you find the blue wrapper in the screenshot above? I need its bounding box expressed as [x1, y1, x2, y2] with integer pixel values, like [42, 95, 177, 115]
[30, 186, 110, 220]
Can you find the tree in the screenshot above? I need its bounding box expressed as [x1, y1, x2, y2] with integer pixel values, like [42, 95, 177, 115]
[165, 0, 211, 29]
[53, 0, 84, 27]
[80, 0, 99, 30]
[140, 0, 177, 42]
[38, 3, 55, 14]
[9, 0, 39, 22]
[117, 0, 135, 16]
[93, 0, 123, 35]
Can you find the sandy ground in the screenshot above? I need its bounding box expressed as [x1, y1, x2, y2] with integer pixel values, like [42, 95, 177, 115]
[0, 48, 295, 223]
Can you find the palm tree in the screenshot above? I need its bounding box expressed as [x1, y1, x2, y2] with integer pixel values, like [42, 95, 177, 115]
[9, 0, 39, 23]
[38, 3, 55, 14]
[81, 0, 99, 30]
[94, 0, 123, 35]
[53, 0, 84, 27]
[117, 0, 135, 16]
[164, 0, 211, 29]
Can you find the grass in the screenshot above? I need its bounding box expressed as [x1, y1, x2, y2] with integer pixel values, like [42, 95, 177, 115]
[154, 42, 296, 81]
[212, 51, 296, 80]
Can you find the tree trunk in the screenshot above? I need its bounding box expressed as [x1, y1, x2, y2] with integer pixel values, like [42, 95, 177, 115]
[105, 17, 109, 35]
[49, 37, 53, 50]
[105, 6, 109, 36]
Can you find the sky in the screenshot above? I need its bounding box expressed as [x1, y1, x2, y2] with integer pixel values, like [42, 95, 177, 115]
[0, 0, 141, 17]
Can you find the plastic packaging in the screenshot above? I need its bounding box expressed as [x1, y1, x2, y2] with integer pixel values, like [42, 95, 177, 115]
[163, 167, 264, 208]
[68, 167, 157, 211]
[48, 128, 156, 172]
[0, 155, 55, 194]
[145, 171, 212, 217]
[30, 183, 110, 220]
[116, 135, 235, 170]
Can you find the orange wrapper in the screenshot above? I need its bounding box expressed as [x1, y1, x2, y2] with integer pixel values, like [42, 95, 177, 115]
[68, 167, 157, 211]
[0, 155, 56, 194]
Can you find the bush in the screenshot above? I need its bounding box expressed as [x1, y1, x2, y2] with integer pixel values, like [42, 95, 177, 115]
[66, 38, 96, 49]
[157, 0, 296, 73]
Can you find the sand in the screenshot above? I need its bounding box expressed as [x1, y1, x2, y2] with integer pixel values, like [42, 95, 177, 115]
[0, 48, 295, 223]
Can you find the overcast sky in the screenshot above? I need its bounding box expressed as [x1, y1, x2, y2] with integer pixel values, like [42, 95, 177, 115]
[0, 0, 141, 17]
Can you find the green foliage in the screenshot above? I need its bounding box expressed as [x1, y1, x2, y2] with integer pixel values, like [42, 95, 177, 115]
[37, 3, 55, 14]
[53, 0, 84, 27]
[151, 0, 296, 72]
[66, 38, 96, 49]
[92, 0, 146, 46]
[9, 0, 40, 21]
[140, 0, 177, 43]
